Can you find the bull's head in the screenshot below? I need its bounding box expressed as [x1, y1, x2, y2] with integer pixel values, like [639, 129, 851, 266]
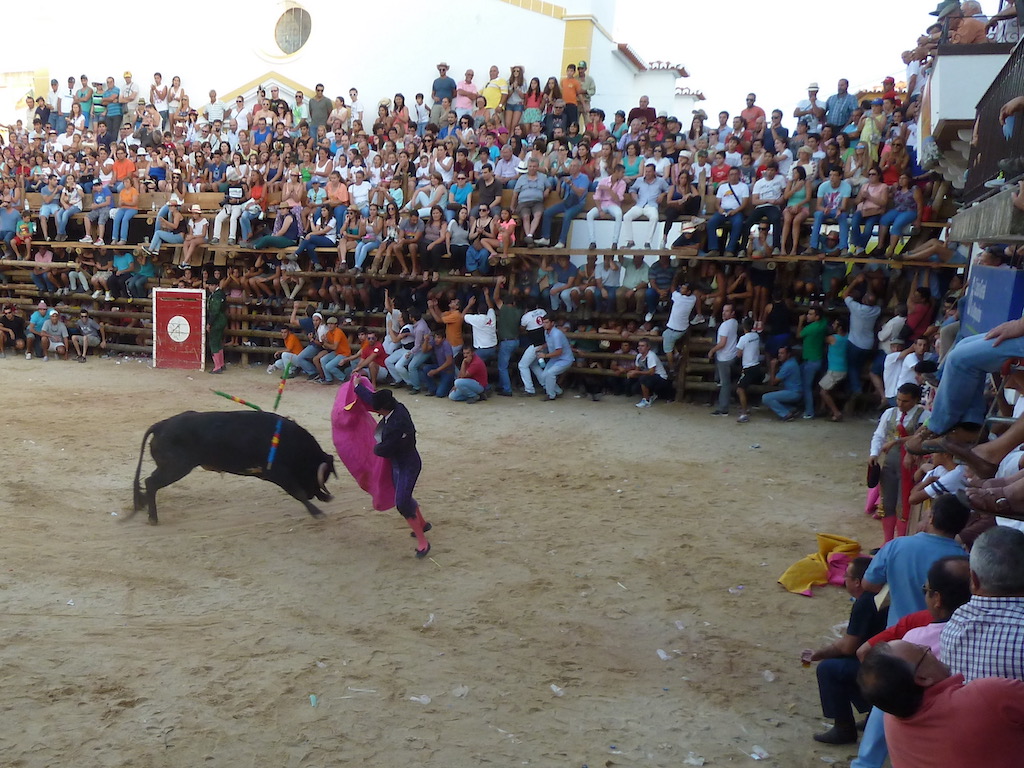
[315, 455, 337, 501]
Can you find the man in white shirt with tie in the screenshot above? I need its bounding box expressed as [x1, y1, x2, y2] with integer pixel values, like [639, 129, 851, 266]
[869, 383, 927, 542]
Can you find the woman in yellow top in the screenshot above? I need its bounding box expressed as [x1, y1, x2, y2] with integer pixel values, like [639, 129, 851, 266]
[112, 175, 140, 245]
[858, 99, 886, 163]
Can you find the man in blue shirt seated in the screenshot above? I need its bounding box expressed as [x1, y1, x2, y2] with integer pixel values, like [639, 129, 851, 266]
[535, 160, 589, 249]
[530, 316, 575, 401]
[761, 345, 803, 421]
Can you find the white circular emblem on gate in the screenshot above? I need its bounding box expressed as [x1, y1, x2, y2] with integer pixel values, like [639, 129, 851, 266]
[167, 315, 191, 343]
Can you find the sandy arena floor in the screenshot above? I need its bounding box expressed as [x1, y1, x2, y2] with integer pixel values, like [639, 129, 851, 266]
[0, 356, 882, 768]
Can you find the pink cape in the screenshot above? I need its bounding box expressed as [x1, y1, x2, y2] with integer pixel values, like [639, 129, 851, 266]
[331, 379, 396, 511]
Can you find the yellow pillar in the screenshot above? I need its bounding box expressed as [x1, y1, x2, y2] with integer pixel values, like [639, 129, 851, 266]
[562, 17, 594, 72]
[33, 70, 52, 101]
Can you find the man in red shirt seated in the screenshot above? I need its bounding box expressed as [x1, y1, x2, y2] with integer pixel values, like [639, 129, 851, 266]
[449, 345, 488, 403]
[350, 329, 388, 388]
[857, 639, 1024, 768]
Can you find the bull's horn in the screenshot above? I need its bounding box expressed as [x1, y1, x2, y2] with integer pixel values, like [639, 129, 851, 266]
[317, 462, 329, 487]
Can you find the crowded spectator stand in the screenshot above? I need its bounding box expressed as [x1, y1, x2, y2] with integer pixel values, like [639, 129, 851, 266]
[0, 36, 970, 414]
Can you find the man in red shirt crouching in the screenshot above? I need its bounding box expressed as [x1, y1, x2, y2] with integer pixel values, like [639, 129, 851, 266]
[449, 345, 488, 403]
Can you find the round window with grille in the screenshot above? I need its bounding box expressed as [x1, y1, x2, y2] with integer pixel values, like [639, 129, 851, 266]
[275, 7, 311, 55]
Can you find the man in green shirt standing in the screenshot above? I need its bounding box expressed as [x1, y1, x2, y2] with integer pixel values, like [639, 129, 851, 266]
[491, 276, 522, 397]
[798, 306, 829, 419]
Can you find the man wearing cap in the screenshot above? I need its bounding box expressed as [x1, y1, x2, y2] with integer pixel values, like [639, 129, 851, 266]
[795, 83, 825, 134]
[621, 161, 669, 249]
[119, 71, 140, 128]
[24, 301, 50, 359]
[879, 77, 901, 106]
[38, 309, 70, 361]
[430, 62, 457, 125]
[577, 61, 596, 119]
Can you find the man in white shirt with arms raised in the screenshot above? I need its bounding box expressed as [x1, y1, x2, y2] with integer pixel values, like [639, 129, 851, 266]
[662, 279, 696, 370]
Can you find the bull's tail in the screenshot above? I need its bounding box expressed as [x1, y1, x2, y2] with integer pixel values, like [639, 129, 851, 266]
[129, 425, 158, 518]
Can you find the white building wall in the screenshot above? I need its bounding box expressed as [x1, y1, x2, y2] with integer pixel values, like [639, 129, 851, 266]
[2, 0, 695, 128]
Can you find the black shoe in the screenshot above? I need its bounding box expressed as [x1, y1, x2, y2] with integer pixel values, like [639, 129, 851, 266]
[812, 725, 858, 745]
[415, 542, 431, 559]
[710, 409, 728, 416]
[410, 522, 433, 537]
[497, 391, 513, 397]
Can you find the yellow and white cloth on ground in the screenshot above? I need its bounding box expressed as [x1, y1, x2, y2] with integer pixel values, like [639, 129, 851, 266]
[778, 533, 861, 596]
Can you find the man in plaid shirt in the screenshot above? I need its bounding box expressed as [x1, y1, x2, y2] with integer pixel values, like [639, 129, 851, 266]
[941, 526, 1024, 681]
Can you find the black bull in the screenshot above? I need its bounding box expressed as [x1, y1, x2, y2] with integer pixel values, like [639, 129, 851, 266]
[130, 411, 337, 524]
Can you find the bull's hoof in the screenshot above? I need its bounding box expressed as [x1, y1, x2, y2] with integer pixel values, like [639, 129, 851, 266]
[146, 517, 159, 526]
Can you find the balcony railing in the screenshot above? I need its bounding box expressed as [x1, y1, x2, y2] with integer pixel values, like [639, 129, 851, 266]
[965, 39, 1024, 201]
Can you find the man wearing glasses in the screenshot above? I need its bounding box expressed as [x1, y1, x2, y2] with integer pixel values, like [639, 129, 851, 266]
[858, 638, 1024, 768]
[229, 98, 249, 131]
[349, 88, 364, 126]
[0, 305, 27, 358]
[268, 86, 289, 116]
[309, 83, 331, 130]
